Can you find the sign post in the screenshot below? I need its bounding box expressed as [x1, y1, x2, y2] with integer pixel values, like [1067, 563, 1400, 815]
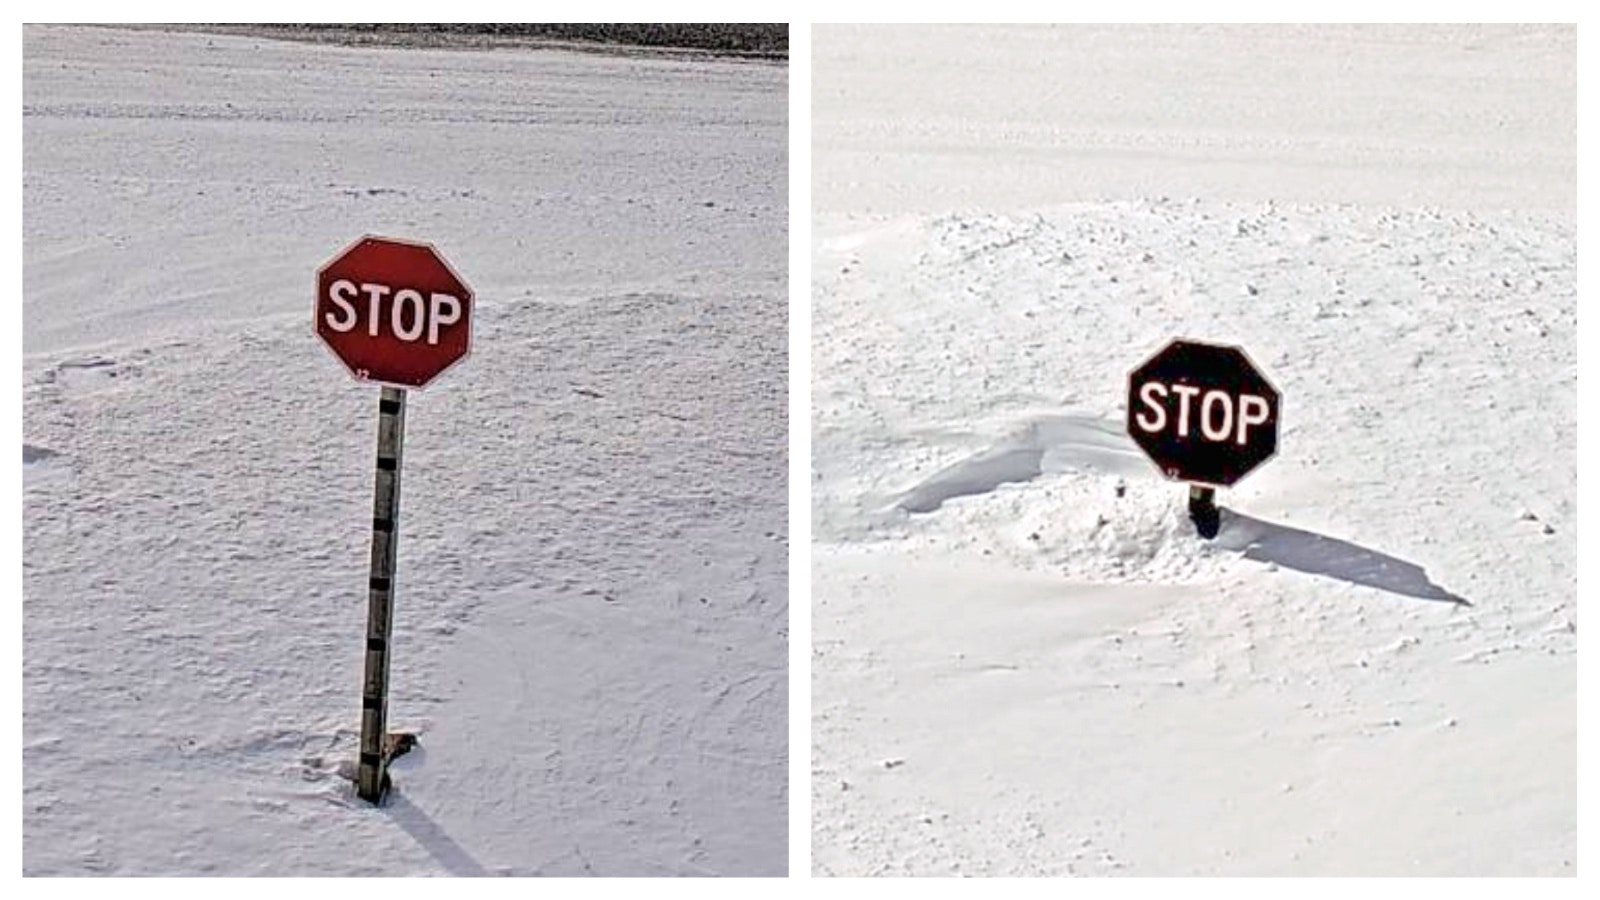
[358, 386, 406, 802]
[1127, 338, 1280, 539]
[1188, 484, 1218, 539]
[315, 235, 473, 803]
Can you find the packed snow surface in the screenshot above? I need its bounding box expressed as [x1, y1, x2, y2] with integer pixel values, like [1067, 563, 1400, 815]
[812, 24, 1574, 876]
[24, 25, 786, 876]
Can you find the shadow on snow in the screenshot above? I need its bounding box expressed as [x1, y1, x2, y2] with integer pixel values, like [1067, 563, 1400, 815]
[1214, 509, 1470, 606]
[383, 786, 493, 877]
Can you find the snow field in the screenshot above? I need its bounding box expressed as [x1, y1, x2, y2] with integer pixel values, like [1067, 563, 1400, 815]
[811, 202, 1575, 875]
[24, 25, 787, 876]
[811, 23, 1573, 876]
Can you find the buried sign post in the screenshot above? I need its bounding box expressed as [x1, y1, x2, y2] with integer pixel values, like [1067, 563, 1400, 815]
[1126, 338, 1280, 539]
[315, 235, 474, 802]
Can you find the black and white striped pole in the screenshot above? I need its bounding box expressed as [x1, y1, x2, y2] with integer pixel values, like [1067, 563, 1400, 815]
[357, 385, 406, 802]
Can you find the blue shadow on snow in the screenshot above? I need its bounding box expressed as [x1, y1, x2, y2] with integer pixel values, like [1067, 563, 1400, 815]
[1214, 509, 1470, 606]
[383, 786, 494, 877]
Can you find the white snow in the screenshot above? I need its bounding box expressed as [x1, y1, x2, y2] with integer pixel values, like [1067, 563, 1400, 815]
[23, 25, 786, 876]
[811, 24, 1575, 876]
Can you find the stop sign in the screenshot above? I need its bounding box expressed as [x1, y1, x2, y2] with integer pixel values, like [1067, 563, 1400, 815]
[315, 235, 473, 390]
[1127, 338, 1280, 487]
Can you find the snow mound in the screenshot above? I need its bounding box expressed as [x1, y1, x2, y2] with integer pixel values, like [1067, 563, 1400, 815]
[881, 412, 1227, 585]
[896, 469, 1228, 587]
[1009, 477, 1228, 584]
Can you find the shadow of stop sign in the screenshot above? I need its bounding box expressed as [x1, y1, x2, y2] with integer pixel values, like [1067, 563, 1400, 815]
[315, 235, 473, 390]
[1127, 339, 1280, 487]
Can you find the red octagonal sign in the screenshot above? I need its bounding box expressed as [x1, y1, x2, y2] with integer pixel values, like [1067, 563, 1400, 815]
[315, 235, 473, 390]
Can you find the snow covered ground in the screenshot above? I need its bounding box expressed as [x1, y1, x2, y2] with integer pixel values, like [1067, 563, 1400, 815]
[811, 24, 1575, 876]
[23, 25, 786, 876]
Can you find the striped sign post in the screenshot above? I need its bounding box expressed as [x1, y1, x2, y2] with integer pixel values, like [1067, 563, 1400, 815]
[357, 386, 407, 802]
[314, 236, 473, 804]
